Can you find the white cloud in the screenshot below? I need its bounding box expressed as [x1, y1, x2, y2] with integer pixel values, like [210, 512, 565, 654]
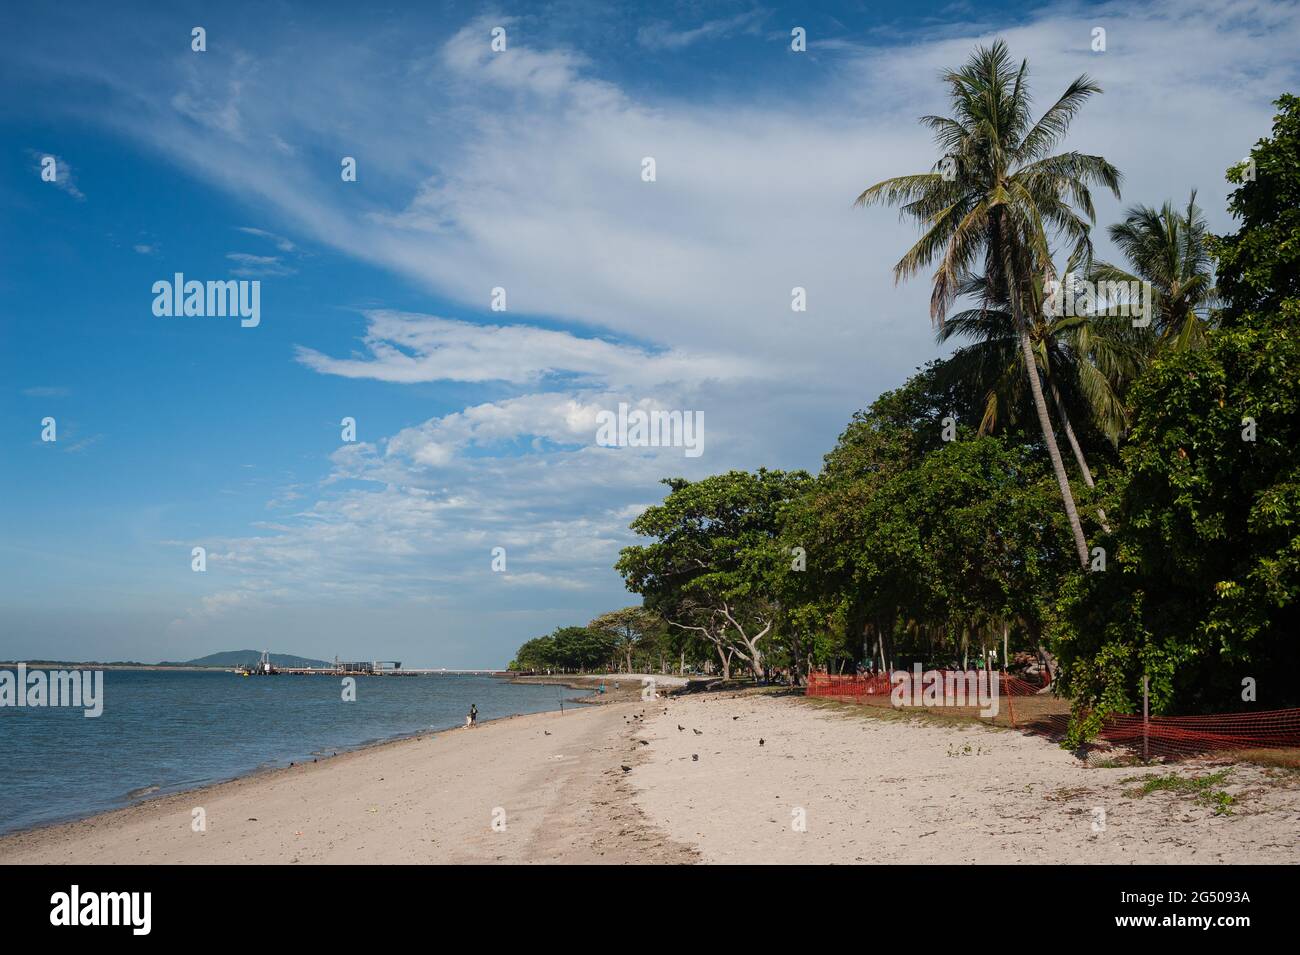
[237, 226, 296, 252]
[28, 150, 84, 199]
[637, 9, 771, 51]
[226, 252, 296, 277]
[294, 309, 760, 387]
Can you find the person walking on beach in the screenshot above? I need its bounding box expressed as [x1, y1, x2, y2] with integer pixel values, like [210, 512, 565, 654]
[468, 703, 478, 728]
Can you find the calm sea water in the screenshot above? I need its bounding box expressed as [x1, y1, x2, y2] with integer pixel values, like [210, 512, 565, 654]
[0, 669, 590, 835]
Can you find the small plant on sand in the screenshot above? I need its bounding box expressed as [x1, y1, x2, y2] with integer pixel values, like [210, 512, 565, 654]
[1121, 769, 1235, 815]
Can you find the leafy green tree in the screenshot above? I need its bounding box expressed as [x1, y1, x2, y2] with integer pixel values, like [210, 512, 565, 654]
[856, 40, 1121, 568]
[1056, 95, 1300, 720]
[860, 432, 1072, 673]
[588, 606, 661, 673]
[1209, 94, 1300, 324]
[512, 634, 557, 671]
[512, 626, 616, 672]
[551, 625, 615, 672]
[779, 359, 1075, 681]
[617, 469, 812, 680]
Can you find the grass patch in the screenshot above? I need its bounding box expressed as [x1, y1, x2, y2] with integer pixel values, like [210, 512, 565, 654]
[1220, 748, 1300, 772]
[1121, 769, 1236, 815]
[1089, 754, 1150, 769]
[800, 695, 1015, 733]
[798, 690, 1079, 735]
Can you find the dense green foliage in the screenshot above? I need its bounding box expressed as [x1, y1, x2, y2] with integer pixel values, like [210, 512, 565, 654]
[617, 469, 812, 680]
[509, 625, 615, 673]
[1054, 96, 1300, 721]
[1210, 94, 1300, 324]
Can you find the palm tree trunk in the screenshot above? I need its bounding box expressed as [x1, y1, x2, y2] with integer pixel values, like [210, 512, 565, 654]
[1048, 380, 1112, 533]
[1049, 381, 1095, 488]
[1018, 328, 1090, 566]
[1002, 240, 1090, 568]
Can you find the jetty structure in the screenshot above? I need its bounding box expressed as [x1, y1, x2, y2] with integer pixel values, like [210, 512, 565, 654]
[234, 652, 501, 677]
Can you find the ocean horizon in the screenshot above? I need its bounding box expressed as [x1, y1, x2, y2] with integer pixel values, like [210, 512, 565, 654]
[0, 669, 591, 836]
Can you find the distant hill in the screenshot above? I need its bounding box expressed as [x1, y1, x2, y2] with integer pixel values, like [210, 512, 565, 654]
[160, 650, 334, 669]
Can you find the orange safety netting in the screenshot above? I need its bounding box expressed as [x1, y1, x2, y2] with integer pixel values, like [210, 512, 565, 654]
[1027, 708, 1300, 758]
[807, 670, 1046, 699]
[804, 671, 1300, 758]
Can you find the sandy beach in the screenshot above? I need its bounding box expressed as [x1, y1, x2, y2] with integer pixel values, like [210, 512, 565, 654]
[3, 689, 1298, 865]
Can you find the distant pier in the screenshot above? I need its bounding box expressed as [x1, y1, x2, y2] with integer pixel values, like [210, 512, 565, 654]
[243, 667, 505, 677]
[234, 653, 504, 677]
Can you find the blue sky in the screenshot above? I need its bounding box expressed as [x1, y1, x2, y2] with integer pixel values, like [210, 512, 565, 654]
[2, 0, 1297, 666]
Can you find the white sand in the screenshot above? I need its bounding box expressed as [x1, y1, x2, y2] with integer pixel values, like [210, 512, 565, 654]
[631, 692, 1300, 864]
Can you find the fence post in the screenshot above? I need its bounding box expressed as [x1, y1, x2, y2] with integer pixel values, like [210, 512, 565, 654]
[1142, 674, 1149, 761]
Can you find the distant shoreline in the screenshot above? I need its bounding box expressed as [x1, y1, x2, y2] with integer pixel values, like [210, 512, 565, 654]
[1, 662, 223, 672]
[509, 673, 696, 705]
[0, 662, 512, 674]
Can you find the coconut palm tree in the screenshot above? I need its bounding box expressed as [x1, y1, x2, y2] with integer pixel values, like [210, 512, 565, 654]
[1091, 191, 1216, 352]
[855, 41, 1121, 568]
[935, 260, 1146, 482]
[935, 262, 1149, 536]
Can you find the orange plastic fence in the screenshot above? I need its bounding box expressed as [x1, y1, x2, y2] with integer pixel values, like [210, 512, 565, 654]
[1033, 708, 1300, 757]
[804, 671, 1300, 758]
[806, 670, 1044, 698]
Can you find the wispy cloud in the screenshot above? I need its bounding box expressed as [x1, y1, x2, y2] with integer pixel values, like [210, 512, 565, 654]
[62, 434, 104, 454]
[295, 310, 760, 387]
[637, 9, 771, 51]
[237, 226, 296, 252]
[226, 252, 296, 277]
[28, 149, 84, 199]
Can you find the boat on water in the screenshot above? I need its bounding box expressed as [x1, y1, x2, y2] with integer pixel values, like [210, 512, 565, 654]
[235, 651, 279, 676]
